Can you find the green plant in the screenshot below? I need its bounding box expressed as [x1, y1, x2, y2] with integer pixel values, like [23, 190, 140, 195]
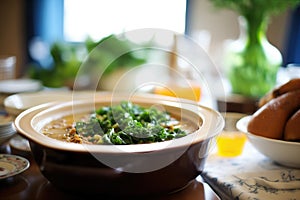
[29, 34, 147, 88]
[210, 0, 300, 18]
[209, 0, 300, 97]
[210, 0, 300, 45]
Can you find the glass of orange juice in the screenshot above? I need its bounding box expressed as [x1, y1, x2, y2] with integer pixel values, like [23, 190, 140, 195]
[153, 80, 201, 102]
[216, 112, 247, 157]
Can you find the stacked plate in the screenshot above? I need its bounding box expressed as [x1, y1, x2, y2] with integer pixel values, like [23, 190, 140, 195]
[0, 112, 16, 145]
[0, 78, 42, 106]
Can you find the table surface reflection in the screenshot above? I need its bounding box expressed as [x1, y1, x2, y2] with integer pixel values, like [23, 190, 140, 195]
[0, 144, 220, 200]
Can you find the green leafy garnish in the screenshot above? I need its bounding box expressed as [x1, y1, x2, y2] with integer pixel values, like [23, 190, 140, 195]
[75, 101, 187, 145]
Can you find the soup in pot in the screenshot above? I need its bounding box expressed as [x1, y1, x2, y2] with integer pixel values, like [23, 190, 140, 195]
[42, 101, 197, 145]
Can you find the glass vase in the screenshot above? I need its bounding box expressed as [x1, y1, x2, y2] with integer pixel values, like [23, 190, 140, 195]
[224, 16, 282, 97]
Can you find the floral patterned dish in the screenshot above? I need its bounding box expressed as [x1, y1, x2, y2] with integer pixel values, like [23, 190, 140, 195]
[0, 154, 30, 179]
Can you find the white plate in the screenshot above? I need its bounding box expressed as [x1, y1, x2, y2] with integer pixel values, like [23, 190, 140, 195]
[4, 90, 101, 116]
[0, 79, 42, 94]
[237, 116, 300, 168]
[0, 154, 30, 179]
[0, 112, 16, 145]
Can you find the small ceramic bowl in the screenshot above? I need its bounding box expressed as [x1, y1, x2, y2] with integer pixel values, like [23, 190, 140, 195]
[14, 93, 224, 197]
[237, 116, 300, 168]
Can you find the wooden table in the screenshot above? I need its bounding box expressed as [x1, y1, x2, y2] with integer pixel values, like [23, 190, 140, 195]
[0, 143, 220, 200]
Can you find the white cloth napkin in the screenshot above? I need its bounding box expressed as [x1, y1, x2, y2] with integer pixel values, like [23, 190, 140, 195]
[202, 142, 300, 200]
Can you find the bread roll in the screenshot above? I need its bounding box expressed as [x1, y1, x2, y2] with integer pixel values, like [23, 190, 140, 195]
[284, 109, 300, 141]
[248, 90, 300, 139]
[259, 78, 300, 107]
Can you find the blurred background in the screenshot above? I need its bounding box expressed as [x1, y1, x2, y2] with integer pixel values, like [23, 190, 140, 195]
[0, 0, 299, 92]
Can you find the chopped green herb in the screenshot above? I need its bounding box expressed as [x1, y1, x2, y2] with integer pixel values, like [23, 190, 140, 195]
[75, 101, 187, 145]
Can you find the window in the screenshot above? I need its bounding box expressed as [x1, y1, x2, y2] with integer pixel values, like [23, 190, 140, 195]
[284, 5, 300, 65]
[63, 0, 187, 42]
